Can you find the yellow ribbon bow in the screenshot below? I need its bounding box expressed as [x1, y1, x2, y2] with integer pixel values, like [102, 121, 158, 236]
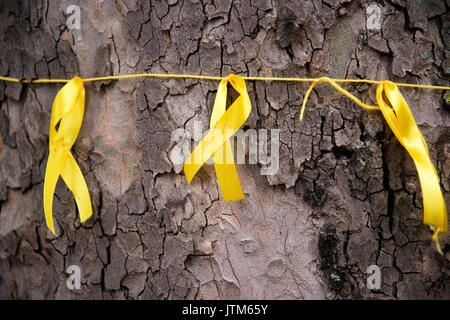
[301, 78, 447, 254]
[184, 74, 252, 200]
[43, 76, 92, 233]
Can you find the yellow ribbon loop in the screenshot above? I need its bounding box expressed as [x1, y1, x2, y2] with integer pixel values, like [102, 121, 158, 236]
[300, 77, 448, 254]
[184, 74, 252, 201]
[43, 76, 92, 233]
[376, 81, 447, 254]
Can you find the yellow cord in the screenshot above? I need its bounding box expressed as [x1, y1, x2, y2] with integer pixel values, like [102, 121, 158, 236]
[0, 74, 449, 90]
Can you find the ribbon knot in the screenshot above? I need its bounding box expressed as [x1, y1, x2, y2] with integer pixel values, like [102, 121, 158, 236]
[184, 74, 252, 200]
[301, 78, 447, 254]
[43, 76, 92, 233]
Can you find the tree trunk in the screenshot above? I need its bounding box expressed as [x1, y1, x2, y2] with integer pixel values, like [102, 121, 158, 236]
[0, 0, 449, 299]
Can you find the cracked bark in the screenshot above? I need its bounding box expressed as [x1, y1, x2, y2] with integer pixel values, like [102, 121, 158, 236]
[0, 0, 449, 300]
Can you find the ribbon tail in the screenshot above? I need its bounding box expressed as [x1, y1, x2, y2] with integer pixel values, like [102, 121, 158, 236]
[432, 229, 443, 255]
[213, 140, 244, 201]
[43, 149, 68, 234]
[184, 128, 223, 183]
[61, 152, 92, 223]
[416, 161, 447, 233]
[417, 160, 447, 255]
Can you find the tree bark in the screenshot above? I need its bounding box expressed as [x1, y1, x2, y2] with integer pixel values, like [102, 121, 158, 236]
[0, 0, 449, 299]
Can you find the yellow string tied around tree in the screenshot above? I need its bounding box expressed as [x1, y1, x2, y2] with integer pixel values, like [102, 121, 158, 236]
[184, 74, 252, 201]
[300, 77, 448, 254]
[43, 76, 92, 234]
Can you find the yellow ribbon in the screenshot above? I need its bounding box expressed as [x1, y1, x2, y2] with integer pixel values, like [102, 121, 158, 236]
[43, 76, 92, 233]
[377, 81, 447, 254]
[184, 74, 251, 200]
[301, 77, 447, 254]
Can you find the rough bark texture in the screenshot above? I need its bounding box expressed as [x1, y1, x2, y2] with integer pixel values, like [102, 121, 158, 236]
[0, 0, 449, 300]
